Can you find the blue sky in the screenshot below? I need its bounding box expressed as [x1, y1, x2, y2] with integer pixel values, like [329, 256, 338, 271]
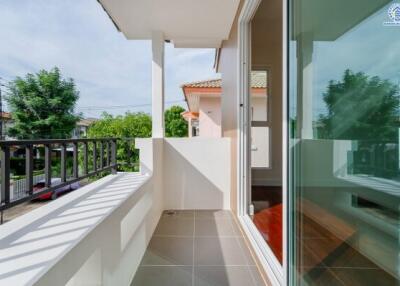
[0, 0, 219, 118]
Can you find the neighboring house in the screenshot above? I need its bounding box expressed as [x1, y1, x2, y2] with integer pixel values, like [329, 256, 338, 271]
[72, 118, 98, 138]
[181, 78, 222, 138]
[0, 111, 14, 140]
[0, 113, 97, 140]
[182, 71, 269, 167]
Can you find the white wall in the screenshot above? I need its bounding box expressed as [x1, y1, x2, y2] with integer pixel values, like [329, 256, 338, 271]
[199, 97, 222, 138]
[38, 174, 163, 286]
[162, 138, 231, 210]
[0, 170, 162, 286]
[219, 1, 243, 212]
[138, 138, 231, 210]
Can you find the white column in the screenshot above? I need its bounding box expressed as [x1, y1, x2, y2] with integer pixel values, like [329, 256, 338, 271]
[151, 31, 165, 138]
[297, 32, 314, 139]
[188, 118, 193, 138]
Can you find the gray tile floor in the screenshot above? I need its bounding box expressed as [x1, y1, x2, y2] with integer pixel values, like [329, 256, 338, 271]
[131, 210, 267, 286]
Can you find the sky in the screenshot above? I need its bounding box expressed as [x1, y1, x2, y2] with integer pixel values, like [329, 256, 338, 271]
[0, 0, 219, 118]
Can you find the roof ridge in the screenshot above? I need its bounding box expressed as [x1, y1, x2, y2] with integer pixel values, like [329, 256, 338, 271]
[182, 70, 267, 89]
[181, 78, 221, 88]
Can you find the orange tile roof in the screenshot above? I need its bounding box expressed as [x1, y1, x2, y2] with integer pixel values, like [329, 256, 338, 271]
[181, 71, 267, 89]
[0, 112, 12, 120]
[181, 111, 199, 121]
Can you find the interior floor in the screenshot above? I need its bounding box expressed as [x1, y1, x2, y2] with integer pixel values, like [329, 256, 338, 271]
[132, 210, 266, 286]
[251, 186, 397, 285]
[298, 214, 397, 286]
[252, 185, 283, 263]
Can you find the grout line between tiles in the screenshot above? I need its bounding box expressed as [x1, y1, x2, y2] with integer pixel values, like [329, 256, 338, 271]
[152, 234, 194, 238]
[139, 265, 190, 267]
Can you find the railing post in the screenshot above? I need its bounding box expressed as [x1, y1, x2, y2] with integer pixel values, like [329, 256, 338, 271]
[83, 142, 88, 175]
[44, 144, 52, 188]
[1, 146, 10, 205]
[25, 145, 33, 195]
[106, 141, 111, 166]
[99, 141, 104, 170]
[73, 142, 78, 179]
[61, 143, 67, 182]
[111, 139, 117, 174]
[93, 141, 97, 172]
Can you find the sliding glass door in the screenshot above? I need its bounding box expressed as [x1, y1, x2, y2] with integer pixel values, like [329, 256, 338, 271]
[289, 0, 400, 285]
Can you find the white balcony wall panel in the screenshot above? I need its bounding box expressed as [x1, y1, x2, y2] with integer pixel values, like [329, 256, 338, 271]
[162, 138, 231, 210]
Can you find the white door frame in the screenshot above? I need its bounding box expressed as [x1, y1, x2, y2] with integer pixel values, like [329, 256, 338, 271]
[236, 0, 288, 285]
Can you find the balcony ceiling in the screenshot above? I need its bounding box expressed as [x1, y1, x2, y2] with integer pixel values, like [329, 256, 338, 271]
[291, 0, 391, 41]
[98, 0, 240, 48]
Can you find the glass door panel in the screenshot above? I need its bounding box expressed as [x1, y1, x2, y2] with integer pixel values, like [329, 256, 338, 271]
[250, 0, 283, 266]
[289, 0, 400, 285]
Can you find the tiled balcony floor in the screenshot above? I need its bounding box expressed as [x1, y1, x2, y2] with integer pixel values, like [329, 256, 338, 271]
[131, 210, 267, 286]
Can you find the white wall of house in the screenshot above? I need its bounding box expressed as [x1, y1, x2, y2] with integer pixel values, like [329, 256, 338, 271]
[195, 93, 269, 168]
[218, 3, 242, 211]
[199, 97, 222, 138]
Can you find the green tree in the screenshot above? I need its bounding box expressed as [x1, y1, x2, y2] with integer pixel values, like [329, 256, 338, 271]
[318, 69, 400, 141]
[165, 105, 188, 137]
[6, 67, 80, 139]
[87, 112, 152, 171]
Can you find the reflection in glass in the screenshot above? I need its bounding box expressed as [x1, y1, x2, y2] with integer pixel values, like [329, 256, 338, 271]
[289, 0, 400, 285]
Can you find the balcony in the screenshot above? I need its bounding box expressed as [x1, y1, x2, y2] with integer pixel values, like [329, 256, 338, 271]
[132, 209, 264, 286]
[0, 137, 267, 285]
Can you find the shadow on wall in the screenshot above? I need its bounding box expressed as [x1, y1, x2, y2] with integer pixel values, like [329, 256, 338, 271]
[163, 138, 231, 210]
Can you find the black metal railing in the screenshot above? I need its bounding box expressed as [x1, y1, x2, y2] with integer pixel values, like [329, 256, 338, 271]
[0, 138, 119, 214]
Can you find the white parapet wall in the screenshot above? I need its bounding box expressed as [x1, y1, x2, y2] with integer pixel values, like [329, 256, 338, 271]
[0, 172, 163, 286]
[163, 138, 231, 210]
[137, 137, 231, 210]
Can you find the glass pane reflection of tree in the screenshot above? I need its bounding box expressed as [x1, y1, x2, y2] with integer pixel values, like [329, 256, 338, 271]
[289, 1, 400, 285]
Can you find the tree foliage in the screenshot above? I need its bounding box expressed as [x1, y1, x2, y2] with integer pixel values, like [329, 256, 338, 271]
[86, 106, 188, 171]
[318, 69, 400, 141]
[165, 105, 188, 137]
[87, 112, 152, 171]
[87, 112, 152, 138]
[6, 67, 80, 139]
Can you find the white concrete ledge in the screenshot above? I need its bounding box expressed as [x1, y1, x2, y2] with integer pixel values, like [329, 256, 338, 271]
[0, 172, 152, 286]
